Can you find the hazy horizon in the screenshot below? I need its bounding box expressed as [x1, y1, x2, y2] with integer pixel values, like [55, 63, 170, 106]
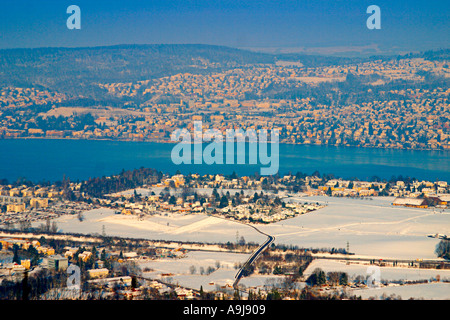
[0, 42, 447, 60]
[0, 0, 448, 56]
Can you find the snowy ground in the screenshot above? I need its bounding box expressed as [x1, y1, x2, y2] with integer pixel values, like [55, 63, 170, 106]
[303, 256, 450, 300]
[30, 194, 450, 299]
[43, 208, 267, 244]
[349, 282, 450, 300]
[139, 250, 242, 291]
[258, 196, 450, 260]
[40, 195, 449, 260]
[303, 259, 450, 282]
[138, 250, 293, 292]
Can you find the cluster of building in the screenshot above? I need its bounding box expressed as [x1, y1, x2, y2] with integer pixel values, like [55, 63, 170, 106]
[99, 58, 449, 99]
[393, 194, 450, 209]
[0, 57, 449, 150]
[0, 87, 67, 109]
[86, 277, 196, 300]
[1, 169, 449, 231]
[0, 237, 56, 275]
[316, 179, 449, 198]
[0, 185, 59, 212]
[217, 202, 323, 223]
[97, 172, 450, 224]
[0, 233, 204, 300]
[0, 184, 93, 226]
[0, 201, 93, 226]
[98, 173, 321, 223]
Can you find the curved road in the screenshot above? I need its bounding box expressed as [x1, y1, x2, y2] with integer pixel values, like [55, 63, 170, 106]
[233, 224, 275, 289]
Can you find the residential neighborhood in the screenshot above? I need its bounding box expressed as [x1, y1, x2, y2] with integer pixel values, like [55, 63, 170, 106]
[1, 56, 449, 150]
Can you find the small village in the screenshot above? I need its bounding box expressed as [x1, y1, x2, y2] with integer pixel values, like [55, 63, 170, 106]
[0, 234, 204, 300]
[1, 56, 449, 151]
[0, 168, 449, 300]
[0, 229, 448, 300]
[1, 170, 450, 228]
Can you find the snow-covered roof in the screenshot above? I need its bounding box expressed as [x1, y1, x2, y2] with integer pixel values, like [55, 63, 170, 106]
[437, 194, 450, 201]
[392, 198, 426, 205]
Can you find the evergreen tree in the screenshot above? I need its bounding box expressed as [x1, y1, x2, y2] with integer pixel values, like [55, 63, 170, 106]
[12, 244, 20, 264]
[219, 195, 229, 208]
[39, 236, 47, 245]
[339, 272, 348, 286]
[27, 245, 40, 267]
[266, 288, 281, 300]
[212, 188, 220, 201]
[101, 249, 107, 261]
[306, 268, 326, 286]
[273, 265, 283, 275]
[131, 276, 137, 290]
[168, 195, 177, 205]
[435, 240, 450, 260]
[92, 246, 98, 260]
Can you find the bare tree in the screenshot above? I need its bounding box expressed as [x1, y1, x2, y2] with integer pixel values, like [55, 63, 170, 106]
[50, 221, 58, 233]
[327, 271, 340, 286]
[189, 265, 196, 274]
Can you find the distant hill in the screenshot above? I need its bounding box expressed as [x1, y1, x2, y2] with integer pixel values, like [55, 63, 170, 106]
[0, 44, 273, 96]
[0, 44, 446, 101]
[0, 44, 358, 98]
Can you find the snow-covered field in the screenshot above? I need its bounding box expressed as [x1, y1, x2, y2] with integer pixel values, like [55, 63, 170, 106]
[44, 208, 267, 244]
[141, 251, 245, 276]
[349, 282, 450, 300]
[303, 259, 450, 282]
[258, 196, 450, 260]
[32, 194, 450, 299]
[138, 250, 291, 292]
[42, 195, 448, 260]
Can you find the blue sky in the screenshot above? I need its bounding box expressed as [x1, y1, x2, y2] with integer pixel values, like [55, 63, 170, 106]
[0, 0, 448, 53]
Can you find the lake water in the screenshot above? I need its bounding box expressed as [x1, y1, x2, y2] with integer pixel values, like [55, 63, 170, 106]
[0, 138, 448, 183]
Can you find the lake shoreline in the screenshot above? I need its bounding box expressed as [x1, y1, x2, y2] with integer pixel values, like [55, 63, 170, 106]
[0, 138, 449, 183]
[2, 136, 449, 152]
